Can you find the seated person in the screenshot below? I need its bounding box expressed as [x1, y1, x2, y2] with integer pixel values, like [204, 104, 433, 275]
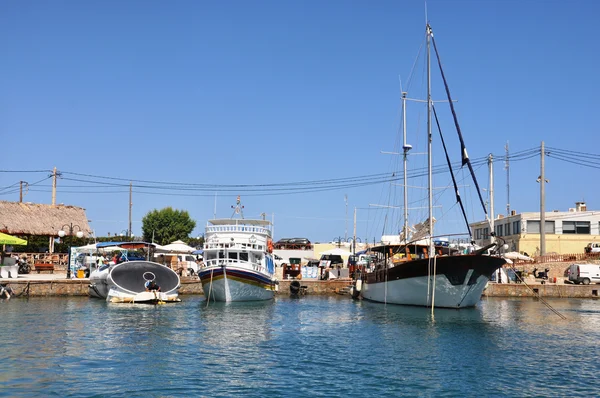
[145, 280, 161, 292]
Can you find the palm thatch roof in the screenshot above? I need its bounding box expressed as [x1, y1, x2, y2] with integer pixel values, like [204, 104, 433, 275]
[0, 201, 91, 237]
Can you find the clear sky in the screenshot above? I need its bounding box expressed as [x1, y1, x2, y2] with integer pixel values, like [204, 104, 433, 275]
[2, 0, 599, 243]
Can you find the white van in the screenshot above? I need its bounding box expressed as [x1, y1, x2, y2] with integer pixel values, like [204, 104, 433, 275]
[155, 253, 200, 275]
[568, 263, 600, 285]
[585, 243, 600, 254]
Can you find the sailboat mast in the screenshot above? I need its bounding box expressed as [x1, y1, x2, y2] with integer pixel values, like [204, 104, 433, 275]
[402, 92, 409, 242]
[488, 154, 495, 244]
[426, 24, 434, 256]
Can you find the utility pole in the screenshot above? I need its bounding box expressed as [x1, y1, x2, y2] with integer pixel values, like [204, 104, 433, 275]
[540, 141, 546, 256]
[19, 181, 28, 203]
[344, 194, 348, 242]
[505, 141, 510, 216]
[488, 154, 495, 244]
[353, 207, 357, 255]
[129, 181, 133, 238]
[52, 167, 58, 206]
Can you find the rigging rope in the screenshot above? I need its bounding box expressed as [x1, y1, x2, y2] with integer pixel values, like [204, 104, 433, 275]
[432, 105, 472, 239]
[430, 32, 488, 219]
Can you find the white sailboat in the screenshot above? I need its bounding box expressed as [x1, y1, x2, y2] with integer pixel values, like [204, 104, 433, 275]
[199, 197, 278, 302]
[358, 23, 506, 309]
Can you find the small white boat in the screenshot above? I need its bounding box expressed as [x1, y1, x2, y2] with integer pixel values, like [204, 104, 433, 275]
[199, 197, 278, 302]
[88, 242, 181, 304]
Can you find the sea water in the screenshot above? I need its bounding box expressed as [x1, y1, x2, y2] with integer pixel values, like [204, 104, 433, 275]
[1, 295, 599, 397]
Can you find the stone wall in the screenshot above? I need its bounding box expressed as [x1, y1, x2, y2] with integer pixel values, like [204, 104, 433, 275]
[484, 283, 600, 298]
[510, 260, 600, 282]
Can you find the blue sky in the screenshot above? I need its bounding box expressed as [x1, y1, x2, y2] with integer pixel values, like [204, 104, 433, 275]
[2, 0, 599, 243]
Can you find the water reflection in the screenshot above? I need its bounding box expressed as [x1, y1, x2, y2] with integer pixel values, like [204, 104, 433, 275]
[1, 295, 600, 397]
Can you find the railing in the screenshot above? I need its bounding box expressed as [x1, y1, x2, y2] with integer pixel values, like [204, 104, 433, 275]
[204, 258, 268, 275]
[8, 252, 69, 266]
[273, 243, 313, 250]
[206, 225, 270, 235]
[529, 252, 600, 264]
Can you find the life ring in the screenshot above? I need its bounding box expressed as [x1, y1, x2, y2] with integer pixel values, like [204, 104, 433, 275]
[267, 239, 274, 253]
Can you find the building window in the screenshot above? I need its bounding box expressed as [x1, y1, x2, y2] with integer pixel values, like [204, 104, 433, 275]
[563, 221, 591, 234]
[505, 223, 511, 236]
[528, 221, 540, 234]
[513, 221, 521, 234]
[526, 220, 555, 234]
[483, 228, 489, 238]
[495, 224, 503, 237]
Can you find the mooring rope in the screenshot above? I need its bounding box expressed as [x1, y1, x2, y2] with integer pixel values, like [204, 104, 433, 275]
[510, 266, 567, 320]
[206, 268, 214, 308]
[430, 255, 438, 315]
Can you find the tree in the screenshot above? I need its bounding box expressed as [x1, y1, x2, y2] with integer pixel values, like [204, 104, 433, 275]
[141, 207, 196, 245]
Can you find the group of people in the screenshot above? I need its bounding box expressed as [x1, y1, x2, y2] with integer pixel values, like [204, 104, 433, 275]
[95, 253, 124, 267]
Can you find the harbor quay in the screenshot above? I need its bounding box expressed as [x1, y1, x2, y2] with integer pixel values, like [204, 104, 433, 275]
[3, 261, 600, 298]
[0, 272, 355, 298]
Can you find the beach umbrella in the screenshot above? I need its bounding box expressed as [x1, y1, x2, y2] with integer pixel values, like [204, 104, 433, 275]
[320, 247, 353, 256]
[157, 240, 196, 253]
[0, 232, 27, 246]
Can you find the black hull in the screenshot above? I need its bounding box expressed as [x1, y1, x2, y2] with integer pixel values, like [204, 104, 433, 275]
[364, 255, 505, 286]
[109, 261, 180, 294]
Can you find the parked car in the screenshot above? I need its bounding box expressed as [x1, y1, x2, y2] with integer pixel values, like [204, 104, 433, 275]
[319, 254, 344, 268]
[276, 238, 291, 246]
[585, 243, 600, 254]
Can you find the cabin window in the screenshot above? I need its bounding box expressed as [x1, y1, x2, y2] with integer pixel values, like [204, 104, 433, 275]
[240, 252, 248, 262]
[228, 252, 238, 260]
[218, 251, 225, 259]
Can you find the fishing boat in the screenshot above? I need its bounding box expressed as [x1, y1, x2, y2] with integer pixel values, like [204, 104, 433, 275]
[88, 242, 181, 304]
[199, 197, 278, 302]
[357, 23, 506, 309]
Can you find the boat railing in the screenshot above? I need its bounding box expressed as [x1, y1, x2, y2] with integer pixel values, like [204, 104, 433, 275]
[204, 258, 269, 275]
[205, 225, 271, 235]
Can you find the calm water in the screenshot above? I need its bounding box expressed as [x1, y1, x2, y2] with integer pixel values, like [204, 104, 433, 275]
[1, 295, 600, 397]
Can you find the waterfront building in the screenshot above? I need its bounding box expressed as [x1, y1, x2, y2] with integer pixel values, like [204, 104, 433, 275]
[470, 202, 600, 255]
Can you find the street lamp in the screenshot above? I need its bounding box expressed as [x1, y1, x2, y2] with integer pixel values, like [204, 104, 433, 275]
[120, 229, 131, 241]
[58, 223, 84, 279]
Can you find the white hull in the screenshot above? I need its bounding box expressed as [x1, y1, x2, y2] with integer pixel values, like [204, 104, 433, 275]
[202, 275, 275, 302]
[107, 288, 180, 304]
[89, 268, 110, 299]
[361, 272, 491, 308]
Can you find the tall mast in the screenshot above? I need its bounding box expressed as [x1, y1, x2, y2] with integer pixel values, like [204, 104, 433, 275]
[505, 141, 510, 216]
[540, 141, 546, 256]
[426, 24, 434, 257]
[488, 154, 495, 244]
[402, 92, 411, 242]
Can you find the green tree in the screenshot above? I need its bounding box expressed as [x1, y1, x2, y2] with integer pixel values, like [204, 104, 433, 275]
[141, 207, 196, 245]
